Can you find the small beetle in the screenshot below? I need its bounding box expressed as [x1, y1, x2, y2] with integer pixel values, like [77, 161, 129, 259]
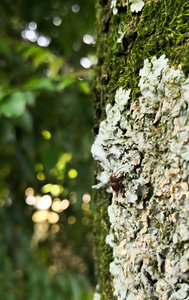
[110, 168, 124, 192]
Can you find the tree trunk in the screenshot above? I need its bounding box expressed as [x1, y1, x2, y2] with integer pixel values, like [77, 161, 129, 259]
[92, 1, 189, 299]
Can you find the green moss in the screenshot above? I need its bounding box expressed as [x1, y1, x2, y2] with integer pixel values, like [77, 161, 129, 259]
[96, 0, 189, 106]
[93, 189, 115, 300]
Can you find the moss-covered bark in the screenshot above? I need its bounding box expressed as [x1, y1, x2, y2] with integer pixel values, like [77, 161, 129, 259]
[93, 0, 189, 299]
[94, 0, 189, 112]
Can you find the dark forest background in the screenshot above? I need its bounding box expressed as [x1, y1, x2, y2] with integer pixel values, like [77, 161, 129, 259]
[0, 0, 96, 299]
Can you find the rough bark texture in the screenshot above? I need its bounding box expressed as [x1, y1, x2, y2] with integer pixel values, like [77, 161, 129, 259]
[92, 1, 189, 299]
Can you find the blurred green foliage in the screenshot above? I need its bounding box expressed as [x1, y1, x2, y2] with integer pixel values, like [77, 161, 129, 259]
[0, 0, 95, 298]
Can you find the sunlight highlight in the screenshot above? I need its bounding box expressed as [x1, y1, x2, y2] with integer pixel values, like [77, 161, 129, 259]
[61, 199, 69, 210]
[80, 57, 91, 69]
[48, 212, 59, 224]
[36, 195, 52, 210]
[68, 216, 76, 224]
[41, 184, 63, 196]
[42, 130, 51, 139]
[68, 169, 78, 179]
[32, 210, 49, 223]
[82, 193, 91, 203]
[83, 34, 95, 45]
[52, 198, 62, 212]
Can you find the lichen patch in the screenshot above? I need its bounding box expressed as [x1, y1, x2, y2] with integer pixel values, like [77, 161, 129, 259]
[92, 55, 189, 299]
[111, 0, 145, 14]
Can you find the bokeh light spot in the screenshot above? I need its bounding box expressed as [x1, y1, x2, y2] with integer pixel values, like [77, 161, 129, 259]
[72, 42, 81, 52]
[37, 36, 51, 47]
[25, 187, 34, 196]
[82, 193, 91, 203]
[21, 29, 38, 42]
[26, 195, 36, 205]
[68, 216, 76, 224]
[36, 195, 52, 210]
[42, 130, 51, 139]
[69, 191, 77, 204]
[53, 17, 62, 26]
[72, 4, 80, 13]
[82, 217, 90, 226]
[61, 199, 69, 210]
[83, 34, 95, 45]
[51, 185, 63, 196]
[82, 203, 90, 211]
[56, 153, 72, 171]
[32, 211, 49, 223]
[51, 224, 60, 233]
[52, 198, 62, 212]
[37, 172, 45, 180]
[68, 169, 78, 179]
[28, 21, 37, 30]
[80, 57, 91, 69]
[35, 163, 43, 172]
[41, 184, 63, 196]
[48, 212, 59, 224]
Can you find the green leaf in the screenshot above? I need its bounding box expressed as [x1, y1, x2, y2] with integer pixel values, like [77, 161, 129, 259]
[80, 291, 93, 300]
[21, 45, 44, 59]
[49, 57, 64, 77]
[79, 81, 91, 94]
[68, 274, 82, 300]
[1, 92, 26, 117]
[20, 44, 51, 68]
[25, 91, 35, 106]
[0, 92, 6, 102]
[33, 52, 52, 68]
[25, 78, 55, 91]
[57, 78, 75, 90]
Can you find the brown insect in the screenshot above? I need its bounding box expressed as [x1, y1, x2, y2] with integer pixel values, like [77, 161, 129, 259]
[110, 169, 123, 192]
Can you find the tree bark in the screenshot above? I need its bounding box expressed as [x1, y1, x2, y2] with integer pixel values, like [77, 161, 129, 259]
[92, 1, 189, 299]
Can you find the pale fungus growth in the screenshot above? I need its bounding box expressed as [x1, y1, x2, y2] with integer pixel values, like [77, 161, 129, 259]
[92, 54, 189, 299]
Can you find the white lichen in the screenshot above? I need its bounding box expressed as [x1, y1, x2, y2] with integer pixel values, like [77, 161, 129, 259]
[91, 87, 131, 192]
[93, 292, 101, 300]
[92, 54, 189, 299]
[117, 24, 125, 43]
[111, 0, 144, 14]
[111, 0, 118, 14]
[129, 0, 144, 12]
